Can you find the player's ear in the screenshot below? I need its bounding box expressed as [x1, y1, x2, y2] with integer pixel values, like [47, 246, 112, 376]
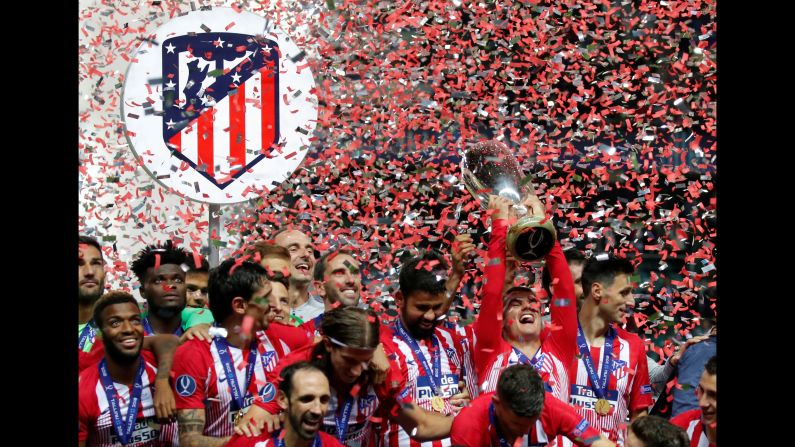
[277, 390, 288, 411]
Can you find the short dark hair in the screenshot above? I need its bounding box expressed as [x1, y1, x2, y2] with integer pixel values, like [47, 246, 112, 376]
[130, 240, 189, 284]
[279, 361, 324, 399]
[704, 355, 716, 376]
[208, 258, 269, 323]
[314, 249, 356, 281]
[186, 254, 209, 273]
[79, 235, 103, 256]
[399, 250, 449, 299]
[629, 415, 690, 447]
[541, 248, 585, 292]
[93, 291, 140, 330]
[581, 258, 634, 298]
[496, 364, 545, 418]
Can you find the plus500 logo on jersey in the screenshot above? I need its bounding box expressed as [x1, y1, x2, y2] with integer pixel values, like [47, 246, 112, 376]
[122, 7, 317, 204]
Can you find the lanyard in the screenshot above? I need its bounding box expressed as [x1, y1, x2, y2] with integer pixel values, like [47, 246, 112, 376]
[79, 320, 97, 350]
[98, 358, 145, 446]
[393, 319, 443, 395]
[213, 337, 259, 410]
[142, 316, 184, 336]
[576, 322, 615, 399]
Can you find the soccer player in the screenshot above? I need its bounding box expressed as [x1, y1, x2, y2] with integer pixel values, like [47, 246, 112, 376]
[235, 306, 454, 447]
[79, 291, 180, 446]
[450, 364, 614, 447]
[379, 250, 480, 447]
[297, 248, 363, 336]
[173, 259, 291, 446]
[273, 228, 324, 322]
[567, 258, 654, 445]
[626, 416, 689, 447]
[671, 356, 716, 447]
[250, 241, 293, 323]
[79, 235, 109, 369]
[225, 362, 345, 447]
[186, 255, 210, 308]
[474, 195, 578, 403]
[129, 240, 215, 335]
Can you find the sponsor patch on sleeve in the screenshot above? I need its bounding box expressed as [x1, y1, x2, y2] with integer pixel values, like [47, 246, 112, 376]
[572, 419, 590, 437]
[176, 374, 197, 397]
[640, 384, 653, 395]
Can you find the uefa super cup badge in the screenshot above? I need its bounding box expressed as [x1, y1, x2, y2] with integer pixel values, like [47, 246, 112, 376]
[122, 8, 318, 204]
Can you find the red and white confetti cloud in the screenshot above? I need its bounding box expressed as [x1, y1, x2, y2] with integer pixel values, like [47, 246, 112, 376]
[79, 0, 716, 345]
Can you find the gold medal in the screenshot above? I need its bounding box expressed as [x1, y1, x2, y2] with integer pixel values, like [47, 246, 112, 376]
[233, 409, 245, 426]
[431, 396, 446, 412]
[595, 398, 611, 416]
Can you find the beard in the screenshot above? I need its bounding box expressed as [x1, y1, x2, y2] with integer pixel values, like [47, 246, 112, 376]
[402, 308, 438, 339]
[148, 299, 184, 320]
[104, 336, 143, 365]
[288, 404, 322, 440]
[78, 287, 103, 306]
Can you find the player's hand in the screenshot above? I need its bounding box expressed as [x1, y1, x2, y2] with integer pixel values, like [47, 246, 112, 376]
[488, 195, 514, 221]
[450, 234, 475, 277]
[669, 334, 711, 367]
[448, 381, 471, 415]
[521, 195, 546, 218]
[180, 323, 212, 343]
[370, 343, 390, 385]
[235, 405, 283, 437]
[153, 378, 177, 423]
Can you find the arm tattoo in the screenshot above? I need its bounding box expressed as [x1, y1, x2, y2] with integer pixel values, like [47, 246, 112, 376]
[177, 409, 231, 447]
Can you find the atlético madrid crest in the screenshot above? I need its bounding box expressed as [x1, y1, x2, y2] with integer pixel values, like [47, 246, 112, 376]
[122, 8, 317, 204]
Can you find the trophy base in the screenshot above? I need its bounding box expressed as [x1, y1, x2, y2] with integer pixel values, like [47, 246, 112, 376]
[507, 216, 557, 262]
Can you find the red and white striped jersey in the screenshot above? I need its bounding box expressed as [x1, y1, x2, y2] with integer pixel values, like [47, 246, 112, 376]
[473, 221, 579, 407]
[379, 324, 479, 447]
[671, 409, 714, 447]
[172, 331, 293, 438]
[252, 342, 408, 447]
[225, 430, 346, 447]
[564, 326, 653, 446]
[450, 392, 601, 447]
[78, 350, 178, 446]
[480, 349, 570, 403]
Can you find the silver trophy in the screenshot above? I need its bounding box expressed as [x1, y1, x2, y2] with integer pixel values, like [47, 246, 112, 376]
[461, 140, 557, 262]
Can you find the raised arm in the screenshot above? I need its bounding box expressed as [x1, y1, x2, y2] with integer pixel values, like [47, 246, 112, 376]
[472, 195, 513, 377]
[446, 233, 475, 299]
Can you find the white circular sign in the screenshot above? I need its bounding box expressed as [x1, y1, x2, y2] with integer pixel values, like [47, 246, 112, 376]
[122, 8, 317, 204]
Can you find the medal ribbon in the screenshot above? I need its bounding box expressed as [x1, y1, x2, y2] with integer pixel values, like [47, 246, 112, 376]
[98, 358, 146, 446]
[393, 319, 443, 396]
[512, 346, 544, 371]
[142, 316, 184, 336]
[334, 391, 356, 443]
[576, 322, 615, 400]
[213, 336, 259, 411]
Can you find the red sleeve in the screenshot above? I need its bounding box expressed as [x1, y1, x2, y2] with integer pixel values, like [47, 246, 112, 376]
[267, 323, 314, 351]
[541, 393, 602, 447]
[543, 240, 578, 364]
[375, 351, 409, 418]
[472, 218, 510, 378]
[172, 339, 211, 410]
[78, 367, 98, 442]
[319, 431, 346, 446]
[78, 339, 105, 372]
[450, 394, 491, 447]
[253, 342, 318, 414]
[627, 336, 654, 411]
[670, 409, 700, 430]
